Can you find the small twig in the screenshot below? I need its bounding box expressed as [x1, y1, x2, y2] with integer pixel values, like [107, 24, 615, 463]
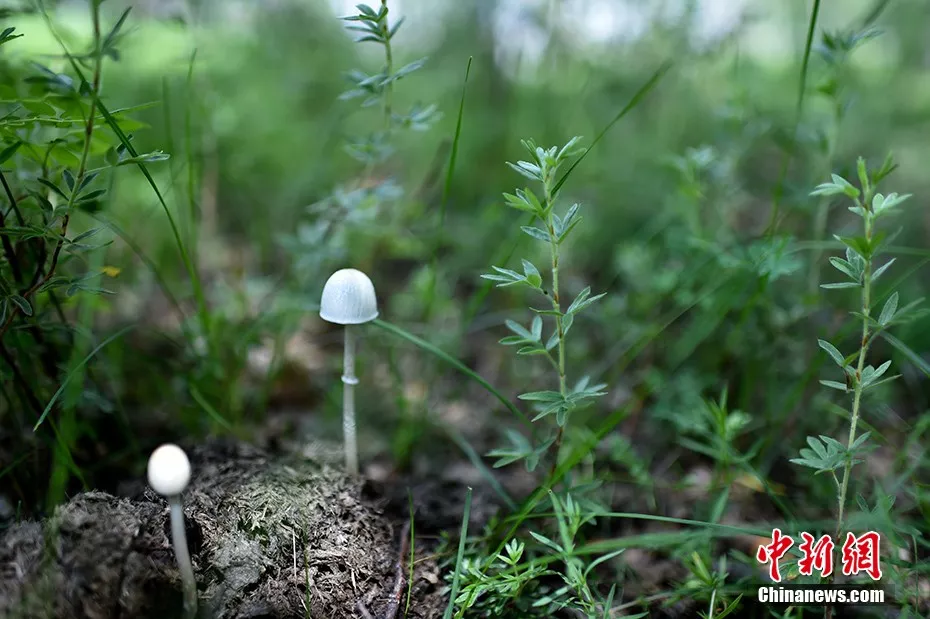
[0, 208, 23, 284]
[292, 528, 297, 579]
[356, 600, 375, 619]
[382, 520, 411, 619]
[0, 170, 25, 226]
[355, 520, 412, 619]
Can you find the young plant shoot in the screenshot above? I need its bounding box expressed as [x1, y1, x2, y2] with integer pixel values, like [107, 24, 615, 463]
[147, 444, 197, 619]
[794, 155, 915, 595]
[483, 138, 608, 473]
[320, 268, 379, 475]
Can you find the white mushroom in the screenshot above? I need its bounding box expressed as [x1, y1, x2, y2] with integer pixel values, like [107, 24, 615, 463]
[147, 444, 197, 619]
[320, 268, 379, 475]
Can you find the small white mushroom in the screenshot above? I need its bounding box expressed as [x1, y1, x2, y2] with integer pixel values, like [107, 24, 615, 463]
[320, 268, 379, 475]
[147, 444, 197, 619]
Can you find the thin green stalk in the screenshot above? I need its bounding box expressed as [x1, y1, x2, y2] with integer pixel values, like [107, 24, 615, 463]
[381, 0, 393, 130]
[425, 56, 472, 319]
[544, 185, 567, 474]
[445, 487, 472, 619]
[807, 114, 841, 296]
[766, 0, 821, 235]
[835, 208, 873, 538]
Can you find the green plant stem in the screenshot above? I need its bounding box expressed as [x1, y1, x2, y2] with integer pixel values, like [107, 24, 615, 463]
[766, 0, 821, 235]
[381, 0, 393, 130]
[807, 114, 841, 297]
[834, 210, 874, 539]
[545, 185, 567, 475]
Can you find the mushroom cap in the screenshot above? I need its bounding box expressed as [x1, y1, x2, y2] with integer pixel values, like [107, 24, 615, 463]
[147, 443, 191, 496]
[319, 268, 379, 324]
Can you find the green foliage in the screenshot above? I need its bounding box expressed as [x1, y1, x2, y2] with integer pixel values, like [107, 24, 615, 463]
[796, 156, 921, 606]
[482, 137, 606, 468]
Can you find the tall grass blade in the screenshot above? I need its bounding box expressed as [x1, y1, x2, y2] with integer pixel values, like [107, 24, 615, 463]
[444, 486, 472, 619]
[373, 318, 530, 427]
[34, 325, 134, 431]
[766, 0, 822, 233]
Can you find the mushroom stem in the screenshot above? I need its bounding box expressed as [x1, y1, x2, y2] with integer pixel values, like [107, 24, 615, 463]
[168, 495, 197, 619]
[342, 325, 359, 474]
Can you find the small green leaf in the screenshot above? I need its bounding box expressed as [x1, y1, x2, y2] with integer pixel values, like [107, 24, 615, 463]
[820, 380, 848, 392]
[518, 390, 564, 402]
[37, 178, 67, 199]
[828, 257, 858, 281]
[835, 234, 871, 259]
[856, 157, 869, 194]
[521, 225, 550, 242]
[566, 287, 607, 315]
[545, 330, 559, 351]
[521, 259, 542, 288]
[831, 173, 860, 198]
[810, 182, 846, 197]
[878, 292, 898, 326]
[505, 319, 534, 341]
[9, 295, 32, 316]
[872, 258, 896, 281]
[0, 141, 22, 165]
[530, 315, 542, 341]
[818, 339, 846, 367]
[821, 282, 859, 290]
[867, 360, 892, 384]
[114, 150, 170, 166]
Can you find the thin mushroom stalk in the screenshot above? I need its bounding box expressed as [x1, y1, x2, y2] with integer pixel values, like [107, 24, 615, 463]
[169, 495, 197, 619]
[147, 444, 197, 619]
[319, 268, 379, 475]
[342, 325, 359, 474]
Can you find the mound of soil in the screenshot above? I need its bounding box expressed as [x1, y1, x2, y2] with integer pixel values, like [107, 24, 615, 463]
[0, 441, 445, 619]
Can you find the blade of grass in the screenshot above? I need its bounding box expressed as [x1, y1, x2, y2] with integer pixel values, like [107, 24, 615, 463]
[189, 383, 235, 433]
[881, 332, 930, 377]
[34, 325, 134, 431]
[373, 318, 530, 428]
[185, 49, 200, 265]
[426, 56, 472, 318]
[552, 61, 672, 195]
[439, 56, 472, 231]
[859, 0, 892, 29]
[446, 427, 516, 510]
[405, 490, 415, 618]
[766, 0, 822, 234]
[444, 486, 472, 619]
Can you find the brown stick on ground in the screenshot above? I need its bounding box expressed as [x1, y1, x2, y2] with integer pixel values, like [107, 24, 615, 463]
[357, 519, 412, 619]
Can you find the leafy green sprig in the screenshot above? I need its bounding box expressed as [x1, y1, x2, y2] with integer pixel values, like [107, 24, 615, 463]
[340, 1, 438, 165]
[793, 155, 920, 542]
[483, 137, 606, 472]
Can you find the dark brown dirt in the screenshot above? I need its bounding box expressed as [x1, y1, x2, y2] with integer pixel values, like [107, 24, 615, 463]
[0, 441, 446, 619]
